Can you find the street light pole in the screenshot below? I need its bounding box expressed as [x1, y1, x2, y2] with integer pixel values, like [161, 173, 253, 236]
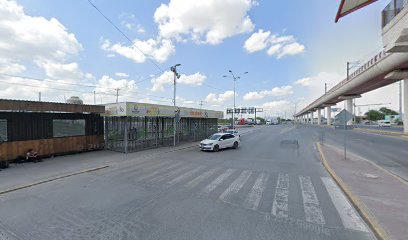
[171, 64, 181, 147]
[223, 70, 248, 129]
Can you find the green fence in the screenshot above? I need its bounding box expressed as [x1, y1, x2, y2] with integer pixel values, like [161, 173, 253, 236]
[104, 116, 217, 153]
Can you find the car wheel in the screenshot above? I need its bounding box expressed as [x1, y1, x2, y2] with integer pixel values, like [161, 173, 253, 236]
[213, 145, 219, 152]
[233, 141, 239, 149]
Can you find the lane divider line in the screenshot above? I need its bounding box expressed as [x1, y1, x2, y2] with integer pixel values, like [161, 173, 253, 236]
[0, 165, 109, 195]
[316, 142, 391, 240]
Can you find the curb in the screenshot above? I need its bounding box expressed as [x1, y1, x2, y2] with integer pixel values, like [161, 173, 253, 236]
[0, 165, 109, 195]
[316, 142, 391, 240]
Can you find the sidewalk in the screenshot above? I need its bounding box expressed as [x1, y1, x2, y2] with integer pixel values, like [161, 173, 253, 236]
[317, 143, 408, 240]
[0, 141, 199, 194]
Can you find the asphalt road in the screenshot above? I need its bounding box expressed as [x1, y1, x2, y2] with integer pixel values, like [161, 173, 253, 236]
[0, 125, 375, 240]
[306, 124, 408, 181]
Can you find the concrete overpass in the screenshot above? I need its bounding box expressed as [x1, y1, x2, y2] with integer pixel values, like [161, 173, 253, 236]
[295, 0, 408, 133]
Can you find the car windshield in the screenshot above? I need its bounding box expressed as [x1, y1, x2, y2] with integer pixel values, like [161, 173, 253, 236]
[208, 134, 222, 140]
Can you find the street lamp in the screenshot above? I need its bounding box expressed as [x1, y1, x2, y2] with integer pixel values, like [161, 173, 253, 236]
[223, 70, 248, 129]
[171, 64, 181, 147]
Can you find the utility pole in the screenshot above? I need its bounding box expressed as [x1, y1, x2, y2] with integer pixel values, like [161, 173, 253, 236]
[115, 88, 120, 103]
[325, 83, 327, 94]
[38, 92, 41, 102]
[199, 101, 204, 110]
[94, 91, 96, 105]
[171, 64, 181, 147]
[223, 70, 248, 129]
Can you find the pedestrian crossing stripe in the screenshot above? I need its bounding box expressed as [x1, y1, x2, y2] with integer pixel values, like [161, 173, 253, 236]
[118, 160, 369, 232]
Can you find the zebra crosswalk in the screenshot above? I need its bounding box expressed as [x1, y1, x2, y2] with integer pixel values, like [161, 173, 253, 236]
[111, 160, 369, 232]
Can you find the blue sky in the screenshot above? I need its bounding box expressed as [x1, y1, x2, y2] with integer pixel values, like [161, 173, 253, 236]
[0, 0, 398, 117]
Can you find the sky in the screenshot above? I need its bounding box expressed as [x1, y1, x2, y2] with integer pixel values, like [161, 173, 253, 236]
[0, 0, 401, 118]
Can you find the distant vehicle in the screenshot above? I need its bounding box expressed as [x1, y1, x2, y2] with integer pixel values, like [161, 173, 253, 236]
[225, 129, 240, 139]
[378, 120, 391, 127]
[266, 117, 279, 125]
[199, 133, 240, 152]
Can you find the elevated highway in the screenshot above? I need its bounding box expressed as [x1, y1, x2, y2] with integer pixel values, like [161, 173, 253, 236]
[295, 0, 408, 133]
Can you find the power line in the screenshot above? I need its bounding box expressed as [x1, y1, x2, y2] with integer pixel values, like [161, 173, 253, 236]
[0, 79, 115, 96]
[0, 72, 175, 100]
[86, 0, 164, 72]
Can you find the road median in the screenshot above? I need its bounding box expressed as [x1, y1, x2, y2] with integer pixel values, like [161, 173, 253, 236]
[317, 142, 408, 240]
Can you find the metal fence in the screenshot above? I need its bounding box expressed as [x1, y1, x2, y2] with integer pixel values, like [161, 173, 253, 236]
[104, 116, 218, 153]
[382, 0, 408, 27]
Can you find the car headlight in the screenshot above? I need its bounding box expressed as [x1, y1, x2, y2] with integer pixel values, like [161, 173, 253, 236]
[208, 143, 213, 145]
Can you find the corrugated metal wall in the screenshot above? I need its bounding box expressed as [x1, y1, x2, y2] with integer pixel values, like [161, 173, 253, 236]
[0, 112, 103, 141]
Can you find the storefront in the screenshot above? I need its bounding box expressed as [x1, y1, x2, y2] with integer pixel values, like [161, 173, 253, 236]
[103, 102, 223, 153]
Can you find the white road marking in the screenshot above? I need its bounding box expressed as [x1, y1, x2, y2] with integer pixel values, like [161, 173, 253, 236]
[167, 165, 206, 185]
[272, 173, 289, 218]
[185, 168, 220, 188]
[136, 161, 184, 181]
[299, 176, 326, 225]
[118, 160, 171, 179]
[219, 170, 252, 202]
[201, 169, 236, 194]
[150, 164, 193, 182]
[243, 173, 269, 210]
[321, 177, 369, 232]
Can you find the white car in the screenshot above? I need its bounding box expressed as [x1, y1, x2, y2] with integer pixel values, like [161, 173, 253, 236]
[199, 133, 240, 152]
[379, 121, 391, 127]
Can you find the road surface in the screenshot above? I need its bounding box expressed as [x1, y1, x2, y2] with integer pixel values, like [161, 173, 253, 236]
[0, 125, 375, 240]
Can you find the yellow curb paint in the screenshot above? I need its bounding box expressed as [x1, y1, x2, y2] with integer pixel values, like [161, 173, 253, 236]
[0, 165, 109, 195]
[316, 143, 391, 240]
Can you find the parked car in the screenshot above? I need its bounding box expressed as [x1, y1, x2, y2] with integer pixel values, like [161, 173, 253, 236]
[378, 121, 391, 127]
[199, 133, 240, 152]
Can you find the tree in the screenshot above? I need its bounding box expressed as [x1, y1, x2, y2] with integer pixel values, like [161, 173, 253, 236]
[379, 107, 398, 115]
[256, 117, 266, 124]
[365, 110, 384, 121]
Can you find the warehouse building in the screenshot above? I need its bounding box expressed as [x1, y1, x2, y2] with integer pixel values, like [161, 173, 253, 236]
[103, 102, 223, 153]
[0, 99, 104, 167]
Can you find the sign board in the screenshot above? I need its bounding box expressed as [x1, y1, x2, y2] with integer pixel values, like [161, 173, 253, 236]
[334, 109, 354, 128]
[103, 102, 223, 119]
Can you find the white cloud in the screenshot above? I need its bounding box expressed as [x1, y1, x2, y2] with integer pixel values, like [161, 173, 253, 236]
[80, 75, 139, 104]
[151, 71, 206, 92]
[0, 62, 26, 74]
[101, 38, 175, 63]
[243, 86, 293, 101]
[36, 61, 92, 81]
[0, 0, 82, 65]
[261, 100, 292, 112]
[154, 0, 256, 45]
[115, 72, 129, 78]
[294, 77, 311, 87]
[243, 29, 271, 53]
[205, 90, 236, 104]
[0, 0, 95, 102]
[277, 42, 305, 58]
[244, 29, 305, 58]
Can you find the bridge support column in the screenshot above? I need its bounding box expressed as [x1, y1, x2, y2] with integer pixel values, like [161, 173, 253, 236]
[326, 106, 332, 126]
[404, 79, 408, 133]
[339, 95, 361, 125]
[311, 111, 314, 124]
[317, 109, 322, 125]
[346, 99, 353, 125]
